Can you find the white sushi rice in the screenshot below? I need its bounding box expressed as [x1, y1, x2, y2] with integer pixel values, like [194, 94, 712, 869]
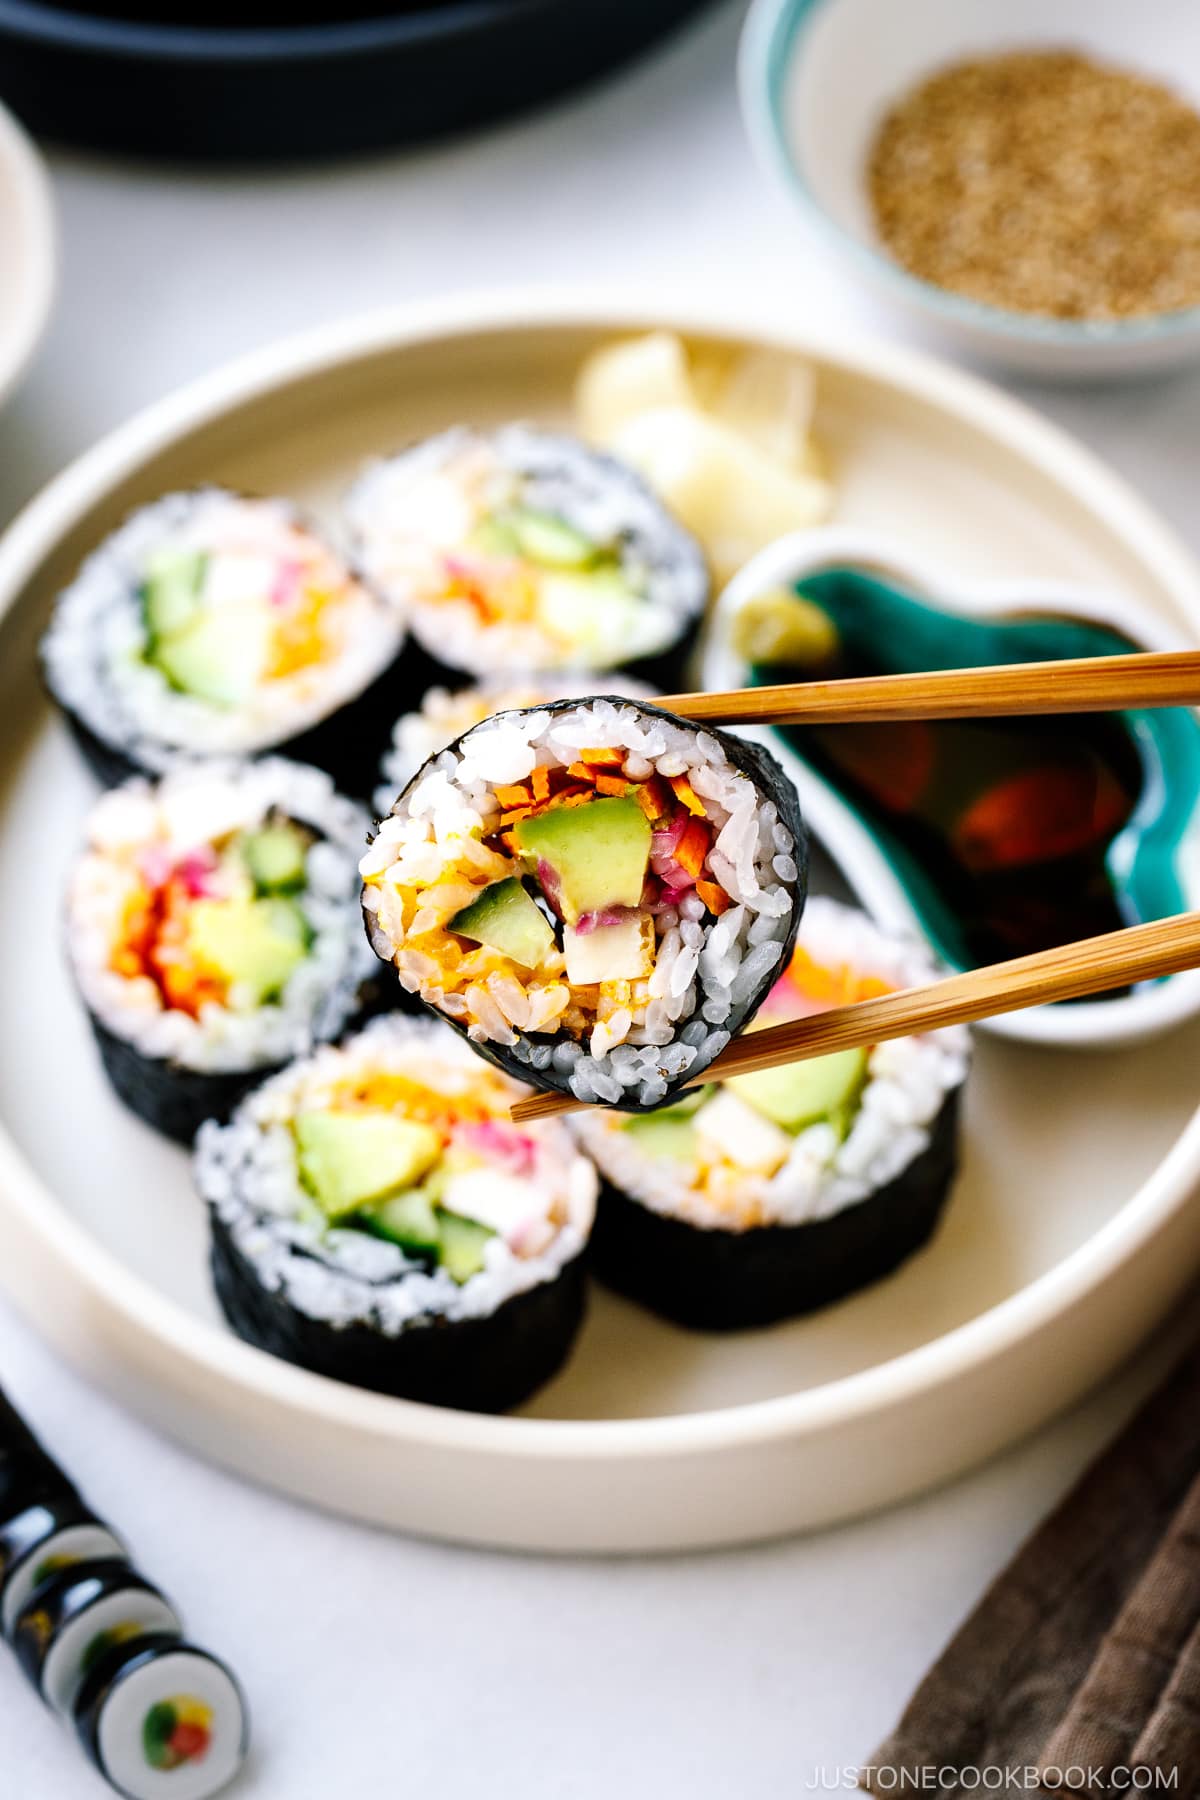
[344, 425, 708, 676]
[373, 673, 654, 818]
[41, 489, 404, 769]
[67, 758, 377, 1073]
[573, 898, 970, 1232]
[362, 698, 798, 1103]
[194, 1015, 598, 1333]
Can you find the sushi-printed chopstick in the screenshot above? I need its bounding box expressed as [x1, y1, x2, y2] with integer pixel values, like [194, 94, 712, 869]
[509, 910, 1200, 1122]
[655, 647, 1200, 727]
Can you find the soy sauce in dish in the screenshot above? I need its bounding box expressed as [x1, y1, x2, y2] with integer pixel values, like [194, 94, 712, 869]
[745, 581, 1147, 973]
[793, 709, 1140, 966]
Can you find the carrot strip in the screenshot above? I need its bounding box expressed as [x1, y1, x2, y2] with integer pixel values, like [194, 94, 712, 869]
[567, 762, 598, 783]
[494, 783, 531, 809]
[579, 747, 624, 767]
[669, 774, 707, 818]
[634, 775, 671, 823]
[527, 783, 590, 815]
[531, 766, 551, 803]
[498, 805, 535, 828]
[676, 817, 711, 878]
[695, 879, 730, 916]
[595, 775, 629, 797]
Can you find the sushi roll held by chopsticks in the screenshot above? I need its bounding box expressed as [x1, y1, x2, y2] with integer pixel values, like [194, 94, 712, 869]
[361, 694, 807, 1111]
[40, 488, 412, 795]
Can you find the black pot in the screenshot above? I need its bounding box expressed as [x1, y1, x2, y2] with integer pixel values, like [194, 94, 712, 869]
[0, 0, 716, 161]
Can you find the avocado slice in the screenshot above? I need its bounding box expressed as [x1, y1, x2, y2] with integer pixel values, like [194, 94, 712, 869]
[294, 1110, 443, 1221]
[448, 878, 555, 969]
[621, 1115, 698, 1161]
[437, 1210, 495, 1284]
[187, 894, 310, 1005]
[148, 605, 272, 706]
[141, 547, 206, 642]
[242, 823, 309, 894]
[359, 1188, 442, 1255]
[537, 569, 642, 660]
[513, 796, 650, 925]
[729, 1048, 868, 1133]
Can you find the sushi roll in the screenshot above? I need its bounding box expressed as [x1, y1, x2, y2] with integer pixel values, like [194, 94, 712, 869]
[40, 488, 418, 795]
[344, 425, 708, 687]
[1, 1493, 127, 1642]
[574, 899, 970, 1329]
[12, 1559, 182, 1717]
[66, 758, 381, 1144]
[373, 671, 653, 817]
[73, 1633, 248, 1800]
[361, 694, 806, 1111]
[195, 1014, 598, 1412]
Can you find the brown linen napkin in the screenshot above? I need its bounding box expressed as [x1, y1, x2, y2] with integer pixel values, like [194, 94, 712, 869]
[1038, 1472, 1200, 1788]
[1130, 1616, 1200, 1776]
[864, 1340, 1200, 1796]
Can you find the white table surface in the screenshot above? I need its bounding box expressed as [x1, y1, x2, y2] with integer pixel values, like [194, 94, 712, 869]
[3, 5, 1200, 1794]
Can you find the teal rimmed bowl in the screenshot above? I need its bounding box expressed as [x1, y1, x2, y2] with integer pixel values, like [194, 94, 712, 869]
[739, 0, 1200, 379]
[704, 527, 1200, 1048]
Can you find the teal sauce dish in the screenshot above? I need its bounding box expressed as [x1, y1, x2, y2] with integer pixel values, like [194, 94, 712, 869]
[704, 529, 1200, 1048]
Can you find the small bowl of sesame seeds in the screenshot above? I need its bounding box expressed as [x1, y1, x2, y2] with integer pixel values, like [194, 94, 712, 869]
[740, 0, 1200, 377]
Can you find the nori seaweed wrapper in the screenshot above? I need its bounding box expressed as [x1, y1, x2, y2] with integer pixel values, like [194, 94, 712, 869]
[88, 1019, 286, 1147]
[590, 1091, 961, 1330]
[210, 1214, 588, 1413]
[368, 696, 808, 1113]
[55, 635, 444, 803]
[86, 956, 394, 1146]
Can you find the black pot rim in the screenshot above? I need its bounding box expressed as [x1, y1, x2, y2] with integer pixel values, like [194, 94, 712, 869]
[0, 0, 551, 63]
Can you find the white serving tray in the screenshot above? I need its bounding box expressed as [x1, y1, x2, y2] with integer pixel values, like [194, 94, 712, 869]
[2, 293, 1200, 1553]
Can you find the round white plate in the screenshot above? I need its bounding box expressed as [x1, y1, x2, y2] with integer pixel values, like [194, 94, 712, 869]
[3, 294, 1200, 1554]
[0, 100, 54, 407]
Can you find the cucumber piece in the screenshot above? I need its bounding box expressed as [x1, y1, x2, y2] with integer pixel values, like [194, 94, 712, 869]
[141, 547, 206, 642]
[449, 877, 555, 970]
[242, 824, 309, 894]
[437, 1210, 494, 1284]
[359, 1189, 442, 1255]
[506, 508, 597, 569]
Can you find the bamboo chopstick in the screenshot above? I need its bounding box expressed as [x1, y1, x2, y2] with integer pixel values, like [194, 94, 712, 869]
[508, 911, 1200, 1124]
[654, 648, 1200, 728]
